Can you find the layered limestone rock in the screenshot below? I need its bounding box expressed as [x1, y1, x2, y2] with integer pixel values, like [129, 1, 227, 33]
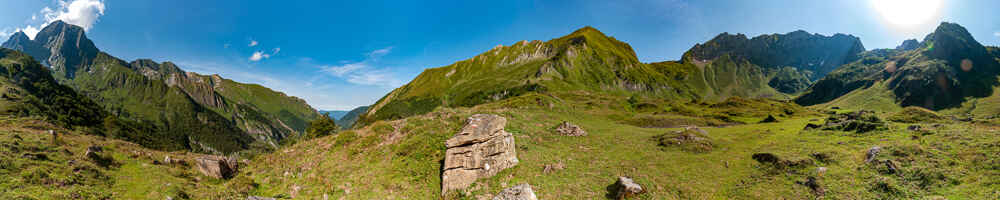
[195, 155, 240, 179]
[442, 114, 519, 194]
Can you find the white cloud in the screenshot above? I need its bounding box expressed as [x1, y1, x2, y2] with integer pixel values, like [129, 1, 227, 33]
[995, 32, 1000, 38]
[249, 40, 258, 47]
[320, 47, 402, 88]
[248, 47, 281, 62]
[47, 0, 106, 30]
[346, 69, 403, 87]
[249, 51, 266, 61]
[19, 25, 42, 39]
[322, 63, 365, 76]
[4, 0, 106, 40]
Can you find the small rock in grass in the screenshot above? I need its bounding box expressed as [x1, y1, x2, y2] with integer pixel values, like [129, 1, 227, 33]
[797, 176, 825, 196]
[759, 115, 779, 123]
[865, 146, 881, 163]
[246, 196, 275, 200]
[803, 123, 822, 130]
[555, 121, 587, 136]
[816, 167, 828, 176]
[612, 177, 644, 199]
[492, 183, 537, 200]
[542, 162, 565, 173]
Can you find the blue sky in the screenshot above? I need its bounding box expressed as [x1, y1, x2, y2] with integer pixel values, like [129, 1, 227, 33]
[1, 0, 998, 110]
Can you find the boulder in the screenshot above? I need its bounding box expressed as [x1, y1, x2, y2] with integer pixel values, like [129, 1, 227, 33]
[816, 110, 887, 133]
[246, 196, 275, 200]
[759, 115, 779, 123]
[442, 114, 519, 194]
[492, 184, 538, 200]
[164, 155, 188, 166]
[554, 121, 587, 136]
[195, 155, 239, 179]
[613, 177, 644, 199]
[798, 176, 825, 196]
[85, 145, 112, 167]
[655, 127, 713, 152]
[865, 146, 881, 163]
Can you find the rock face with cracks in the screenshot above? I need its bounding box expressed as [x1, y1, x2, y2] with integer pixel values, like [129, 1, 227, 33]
[195, 155, 239, 179]
[442, 114, 519, 194]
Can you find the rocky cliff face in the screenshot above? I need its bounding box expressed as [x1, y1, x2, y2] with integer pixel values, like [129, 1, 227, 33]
[797, 22, 1000, 110]
[684, 30, 865, 80]
[2, 21, 100, 79]
[681, 30, 864, 95]
[1, 21, 319, 153]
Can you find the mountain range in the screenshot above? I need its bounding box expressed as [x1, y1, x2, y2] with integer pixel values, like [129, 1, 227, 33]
[358, 26, 869, 126]
[1, 21, 321, 154]
[1, 18, 999, 199]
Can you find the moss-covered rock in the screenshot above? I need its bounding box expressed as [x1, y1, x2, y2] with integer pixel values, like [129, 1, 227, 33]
[887, 107, 945, 123]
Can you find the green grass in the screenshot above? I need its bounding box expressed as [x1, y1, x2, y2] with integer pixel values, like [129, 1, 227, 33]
[227, 90, 999, 199]
[0, 116, 247, 199]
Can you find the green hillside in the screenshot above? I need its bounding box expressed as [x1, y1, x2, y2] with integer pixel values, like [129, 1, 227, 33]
[359, 27, 866, 126]
[1, 20, 320, 153]
[0, 49, 105, 128]
[336, 106, 368, 129]
[228, 90, 1000, 199]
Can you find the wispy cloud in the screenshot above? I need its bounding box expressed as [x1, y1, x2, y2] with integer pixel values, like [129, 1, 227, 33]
[994, 31, 1000, 38]
[178, 60, 387, 111]
[320, 47, 403, 88]
[248, 47, 281, 62]
[249, 40, 258, 47]
[5, 0, 107, 40]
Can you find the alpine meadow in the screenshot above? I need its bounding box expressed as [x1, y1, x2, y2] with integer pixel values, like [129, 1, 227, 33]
[0, 0, 998, 199]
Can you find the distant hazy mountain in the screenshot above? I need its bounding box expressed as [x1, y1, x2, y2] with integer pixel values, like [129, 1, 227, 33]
[335, 106, 368, 129]
[1, 20, 320, 153]
[320, 110, 350, 119]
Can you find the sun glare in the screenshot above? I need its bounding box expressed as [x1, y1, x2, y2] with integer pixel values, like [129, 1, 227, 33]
[872, 0, 943, 27]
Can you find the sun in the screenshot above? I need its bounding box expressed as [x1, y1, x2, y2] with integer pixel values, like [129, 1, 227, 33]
[872, 0, 943, 27]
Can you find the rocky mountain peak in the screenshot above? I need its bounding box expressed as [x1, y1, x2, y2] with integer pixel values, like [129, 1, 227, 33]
[1, 20, 99, 79]
[8, 31, 30, 42]
[921, 22, 989, 66]
[896, 39, 920, 51]
[683, 30, 864, 81]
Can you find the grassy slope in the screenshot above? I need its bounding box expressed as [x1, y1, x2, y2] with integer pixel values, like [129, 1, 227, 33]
[212, 77, 319, 132]
[0, 116, 244, 199]
[228, 90, 998, 199]
[0, 49, 106, 129]
[361, 27, 796, 126]
[65, 53, 252, 153]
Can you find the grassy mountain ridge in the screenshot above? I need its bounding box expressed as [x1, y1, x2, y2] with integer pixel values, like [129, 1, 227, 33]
[1, 20, 320, 153]
[359, 27, 864, 125]
[0, 49, 106, 128]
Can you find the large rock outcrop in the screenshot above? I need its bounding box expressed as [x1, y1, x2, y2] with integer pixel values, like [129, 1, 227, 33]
[442, 114, 519, 194]
[195, 155, 240, 179]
